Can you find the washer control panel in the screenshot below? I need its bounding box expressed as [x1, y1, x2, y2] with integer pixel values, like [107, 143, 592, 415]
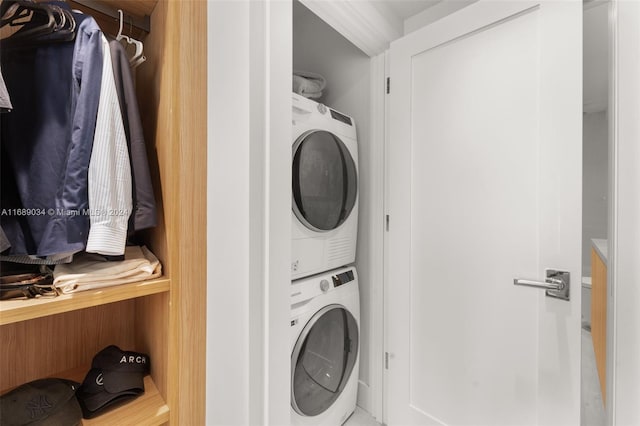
[332, 270, 355, 288]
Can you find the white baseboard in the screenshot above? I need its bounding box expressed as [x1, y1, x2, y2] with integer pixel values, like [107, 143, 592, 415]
[357, 380, 371, 414]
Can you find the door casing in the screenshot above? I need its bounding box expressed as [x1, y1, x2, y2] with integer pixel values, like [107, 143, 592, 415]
[228, 1, 640, 424]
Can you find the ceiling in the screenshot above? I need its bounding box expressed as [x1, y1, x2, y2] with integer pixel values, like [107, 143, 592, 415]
[298, 0, 471, 56]
[371, 0, 441, 21]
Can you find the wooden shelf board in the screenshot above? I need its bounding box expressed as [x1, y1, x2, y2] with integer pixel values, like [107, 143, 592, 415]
[81, 375, 169, 426]
[70, 0, 158, 18]
[2, 364, 169, 426]
[0, 277, 170, 326]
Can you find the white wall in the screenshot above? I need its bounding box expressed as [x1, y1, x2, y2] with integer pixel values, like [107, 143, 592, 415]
[293, 2, 371, 113]
[207, 1, 291, 424]
[207, 3, 251, 422]
[582, 111, 608, 278]
[292, 0, 376, 411]
[584, 3, 609, 114]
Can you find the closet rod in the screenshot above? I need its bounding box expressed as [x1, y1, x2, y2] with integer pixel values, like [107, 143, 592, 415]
[71, 0, 150, 34]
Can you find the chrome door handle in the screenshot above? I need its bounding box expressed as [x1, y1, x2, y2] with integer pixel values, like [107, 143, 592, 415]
[513, 277, 564, 290]
[513, 269, 570, 301]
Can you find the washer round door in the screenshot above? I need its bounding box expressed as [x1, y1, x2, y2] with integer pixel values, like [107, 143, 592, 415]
[291, 304, 359, 417]
[292, 130, 358, 232]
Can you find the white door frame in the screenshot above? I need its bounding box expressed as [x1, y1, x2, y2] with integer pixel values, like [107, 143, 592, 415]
[294, 3, 391, 421]
[364, 52, 387, 421]
[311, 3, 640, 425]
[206, 1, 291, 424]
[206, 1, 639, 424]
[606, 2, 640, 424]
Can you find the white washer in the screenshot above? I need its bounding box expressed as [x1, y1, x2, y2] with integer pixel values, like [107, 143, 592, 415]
[291, 93, 359, 280]
[291, 266, 360, 426]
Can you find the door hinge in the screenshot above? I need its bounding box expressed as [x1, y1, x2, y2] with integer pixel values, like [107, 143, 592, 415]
[386, 77, 390, 94]
[385, 352, 389, 369]
[386, 215, 390, 232]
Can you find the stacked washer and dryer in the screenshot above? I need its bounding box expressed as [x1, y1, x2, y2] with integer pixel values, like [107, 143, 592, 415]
[290, 92, 361, 426]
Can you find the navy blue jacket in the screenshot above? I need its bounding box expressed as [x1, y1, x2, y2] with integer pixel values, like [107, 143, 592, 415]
[1, 6, 103, 256]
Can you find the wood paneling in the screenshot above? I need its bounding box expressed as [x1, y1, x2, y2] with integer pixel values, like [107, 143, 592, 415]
[135, 0, 173, 407]
[591, 247, 607, 404]
[0, 302, 136, 391]
[0, 0, 206, 423]
[135, 292, 169, 402]
[137, 0, 171, 276]
[96, 0, 158, 17]
[172, 0, 207, 423]
[136, 0, 207, 423]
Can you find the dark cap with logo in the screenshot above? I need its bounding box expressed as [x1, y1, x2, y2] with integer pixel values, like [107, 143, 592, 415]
[76, 345, 150, 418]
[0, 378, 81, 425]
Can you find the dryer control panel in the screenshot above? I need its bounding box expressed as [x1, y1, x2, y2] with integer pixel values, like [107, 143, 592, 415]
[330, 109, 353, 126]
[332, 270, 355, 287]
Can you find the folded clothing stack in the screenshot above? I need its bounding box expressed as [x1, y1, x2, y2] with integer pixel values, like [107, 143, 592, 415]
[53, 245, 161, 293]
[292, 70, 326, 99]
[76, 345, 150, 419]
[0, 266, 55, 300]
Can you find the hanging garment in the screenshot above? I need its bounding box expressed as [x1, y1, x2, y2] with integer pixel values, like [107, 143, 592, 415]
[0, 65, 12, 113]
[0, 4, 103, 257]
[109, 38, 157, 232]
[0, 228, 10, 253]
[85, 34, 133, 256]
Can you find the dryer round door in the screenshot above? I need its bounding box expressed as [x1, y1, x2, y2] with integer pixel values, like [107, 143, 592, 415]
[292, 130, 358, 232]
[291, 304, 359, 417]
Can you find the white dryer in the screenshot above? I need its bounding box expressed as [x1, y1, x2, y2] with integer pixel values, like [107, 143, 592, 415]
[290, 266, 360, 426]
[291, 93, 358, 280]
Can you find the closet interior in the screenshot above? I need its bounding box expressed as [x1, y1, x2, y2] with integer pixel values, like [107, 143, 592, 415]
[292, 0, 377, 413]
[0, 0, 207, 424]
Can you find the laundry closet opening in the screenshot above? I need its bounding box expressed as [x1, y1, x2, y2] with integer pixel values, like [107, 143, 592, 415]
[291, 0, 375, 421]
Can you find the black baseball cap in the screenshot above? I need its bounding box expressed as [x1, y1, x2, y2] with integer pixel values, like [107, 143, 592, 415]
[91, 345, 150, 392]
[0, 378, 81, 426]
[75, 368, 144, 418]
[76, 345, 150, 418]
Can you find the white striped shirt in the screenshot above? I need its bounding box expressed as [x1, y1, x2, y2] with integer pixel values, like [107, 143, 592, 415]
[85, 34, 132, 256]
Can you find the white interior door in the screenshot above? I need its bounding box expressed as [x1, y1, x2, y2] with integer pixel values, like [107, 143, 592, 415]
[385, 2, 582, 425]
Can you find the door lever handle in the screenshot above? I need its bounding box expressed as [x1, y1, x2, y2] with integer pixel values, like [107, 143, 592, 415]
[513, 269, 570, 301]
[513, 277, 564, 290]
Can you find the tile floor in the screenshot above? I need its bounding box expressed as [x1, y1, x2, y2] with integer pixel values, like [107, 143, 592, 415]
[345, 406, 381, 426]
[344, 330, 605, 426]
[581, 328, 607, 426]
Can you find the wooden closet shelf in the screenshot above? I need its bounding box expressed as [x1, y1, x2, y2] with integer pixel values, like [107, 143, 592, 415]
[85, 0, 158, 18]
[0, 277, 170, 325]
[76, 368, 169, 426]
[71, 0, 151, 33]
[1, 364, 169, 426]
[68, 0, 156, 39]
